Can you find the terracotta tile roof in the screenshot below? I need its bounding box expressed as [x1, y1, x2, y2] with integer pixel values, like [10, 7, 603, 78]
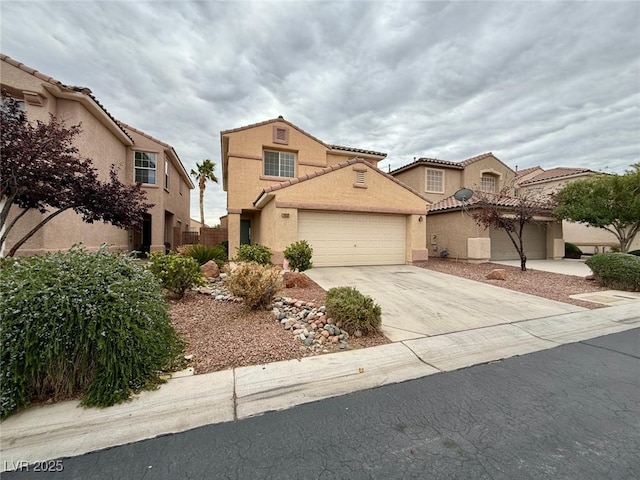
[220, 115, 329, 148]
[428, 192, 523, 213]
[458, 152, 495, 166]
[329, 144, 387, 158]
[254, 157, 429, 207]
[220, 116, 386, 157]
[1, 53, 133, 144]
[520, 167, 594, 185]
[389, 157, 462, 174]
[390, 152, 513, 175]
[515, 166, 543, 179]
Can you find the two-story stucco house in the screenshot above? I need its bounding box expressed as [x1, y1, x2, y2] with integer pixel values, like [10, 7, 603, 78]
[391, 153, 564, 262]
[516, 166, 640, 253]
[220, 117, 429, 266]
[1, 54, 194, 256]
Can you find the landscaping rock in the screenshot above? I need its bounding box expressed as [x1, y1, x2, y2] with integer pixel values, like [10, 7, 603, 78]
[201, 261, 220, 279]
[486, 269, 507, 280]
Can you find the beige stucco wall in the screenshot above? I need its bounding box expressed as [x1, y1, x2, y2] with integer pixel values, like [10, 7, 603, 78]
[463, 159, 515, 193]
[224, 121, 384, 211]
[2, 57, 191, 257]
[425, 211, 488, 260]
[393, 156, 516, 204]
[252, 163, 428, 264]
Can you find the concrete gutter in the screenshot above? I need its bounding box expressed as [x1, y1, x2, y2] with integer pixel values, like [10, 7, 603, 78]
[1, 304, 638, 471]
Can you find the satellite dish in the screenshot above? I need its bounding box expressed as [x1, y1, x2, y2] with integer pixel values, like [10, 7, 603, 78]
[454, 188, 474, 202]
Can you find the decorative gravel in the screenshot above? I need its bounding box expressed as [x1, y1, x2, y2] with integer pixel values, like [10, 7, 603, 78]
[169, 260, 607, 375]
[415, 258, 607, 310]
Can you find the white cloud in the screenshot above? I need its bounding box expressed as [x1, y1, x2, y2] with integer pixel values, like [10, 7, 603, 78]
[2, 0, 638, 225]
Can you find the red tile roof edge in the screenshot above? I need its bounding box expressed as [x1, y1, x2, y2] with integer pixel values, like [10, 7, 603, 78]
[254, 158, 430, 207]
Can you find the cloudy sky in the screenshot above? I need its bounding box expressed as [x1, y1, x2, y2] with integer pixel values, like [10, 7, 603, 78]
[2, 1, 639, 225]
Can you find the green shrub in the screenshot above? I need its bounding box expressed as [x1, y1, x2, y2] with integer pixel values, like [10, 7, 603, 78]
[224, 262, 283, 309]
[628, 249, 640, 256]
[219, 240, 229, 258]
[0, 247, 184, 420]
[186, 244, 227, 267]
[585, 253, 640, 291]
[325, 286, 382, 336]
[564, 242, 583, 258]
[235, 244, 272, 265]
[284, 240, 314, 272]
[148, 252, 204, 298]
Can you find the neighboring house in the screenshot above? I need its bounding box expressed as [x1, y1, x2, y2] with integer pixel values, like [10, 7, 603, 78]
[1, 54, 194, 256]
[516, 166, 640, 253]
[220, 116, 429, 266]
[390, 154, 564, 262]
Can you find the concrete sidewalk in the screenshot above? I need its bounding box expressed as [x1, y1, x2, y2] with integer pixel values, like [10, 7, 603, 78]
[492, 258, 592, 276]
[1, 304, 638, 471]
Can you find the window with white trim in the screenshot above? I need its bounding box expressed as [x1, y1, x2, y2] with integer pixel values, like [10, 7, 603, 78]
[425, 168, 444, 193]
[134, 151, 157, 184]
[480, 174, 497, 192]
[264, 150, 295, 178]
[164, 157, 170, 189]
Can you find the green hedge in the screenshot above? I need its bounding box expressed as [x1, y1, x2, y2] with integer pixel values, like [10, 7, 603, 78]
[585, 253, 640, 291]
[0, 247, 184, 419]
[235, 244, 272, 265]
[284, 240, 313, 272]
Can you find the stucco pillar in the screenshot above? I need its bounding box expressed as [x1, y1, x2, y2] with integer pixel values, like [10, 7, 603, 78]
[227, 213, 241, 261]
[467, 238, 490, 263]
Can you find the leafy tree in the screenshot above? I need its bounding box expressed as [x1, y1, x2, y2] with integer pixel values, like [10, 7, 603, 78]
[190, 158, 219, 227]
[0, 91, 153, 257]
[471, 187, 555, 271]
[554, 167, 640, 253]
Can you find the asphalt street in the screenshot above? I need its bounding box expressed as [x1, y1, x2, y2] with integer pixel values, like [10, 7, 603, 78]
[5, 328, 639, 480]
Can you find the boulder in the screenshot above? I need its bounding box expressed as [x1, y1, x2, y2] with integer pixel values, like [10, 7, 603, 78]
[201, 261, 220, 279]
[486, 269, 507, 280]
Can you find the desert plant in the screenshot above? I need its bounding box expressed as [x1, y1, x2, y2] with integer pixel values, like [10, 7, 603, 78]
[148, 252, 204, 298]
[564, 242, 583, 259]
[175, 244, 194, 256]
[0, 246, 184, 419]
[585, 253, 640, 291]
[284, 240, 314, 272]
[187, 244, 227, 267]
[224, 262, 283, 309]
[325, 286, 382, 336]
[235, 244, 272, 265]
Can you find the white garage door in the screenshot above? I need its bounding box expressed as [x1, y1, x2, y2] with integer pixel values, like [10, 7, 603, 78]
[298, 211, 406, 267]
[490, 222, 547, 260]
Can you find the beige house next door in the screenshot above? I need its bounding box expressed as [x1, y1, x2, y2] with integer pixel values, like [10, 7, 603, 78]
[490, 223, 547, 260]
[298, 211, 406, 267]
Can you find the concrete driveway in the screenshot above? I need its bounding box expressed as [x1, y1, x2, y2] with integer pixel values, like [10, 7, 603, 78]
[306, 265, 586, 341]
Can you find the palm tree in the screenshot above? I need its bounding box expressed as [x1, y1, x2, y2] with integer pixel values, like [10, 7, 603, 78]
[190, 159, 219, 227]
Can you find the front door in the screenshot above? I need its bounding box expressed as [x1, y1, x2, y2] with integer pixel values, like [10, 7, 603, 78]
[240, 219, 251, 245]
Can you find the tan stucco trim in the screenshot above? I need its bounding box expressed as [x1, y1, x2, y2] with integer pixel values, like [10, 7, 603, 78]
[299, 161, 328, 167]
[227, 208, 242, 214]
[353, 183, 368, 189]
[274, 201, 425, 215]
[352, 166, 368, 172]
[230, 153, 263, 161]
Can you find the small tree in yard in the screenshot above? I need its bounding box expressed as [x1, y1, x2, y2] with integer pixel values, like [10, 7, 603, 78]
[0, 92, 153, 257]
[554, 165, 640, 253]
[471, 187, 555, 272]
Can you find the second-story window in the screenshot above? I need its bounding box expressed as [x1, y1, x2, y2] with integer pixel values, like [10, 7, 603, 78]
[481, 173, 497, 192]
[425, 168, 444, 193]
[164, 157, 170, 189]
[264, 150, 295, 178]
[135, 151, 157, 184]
